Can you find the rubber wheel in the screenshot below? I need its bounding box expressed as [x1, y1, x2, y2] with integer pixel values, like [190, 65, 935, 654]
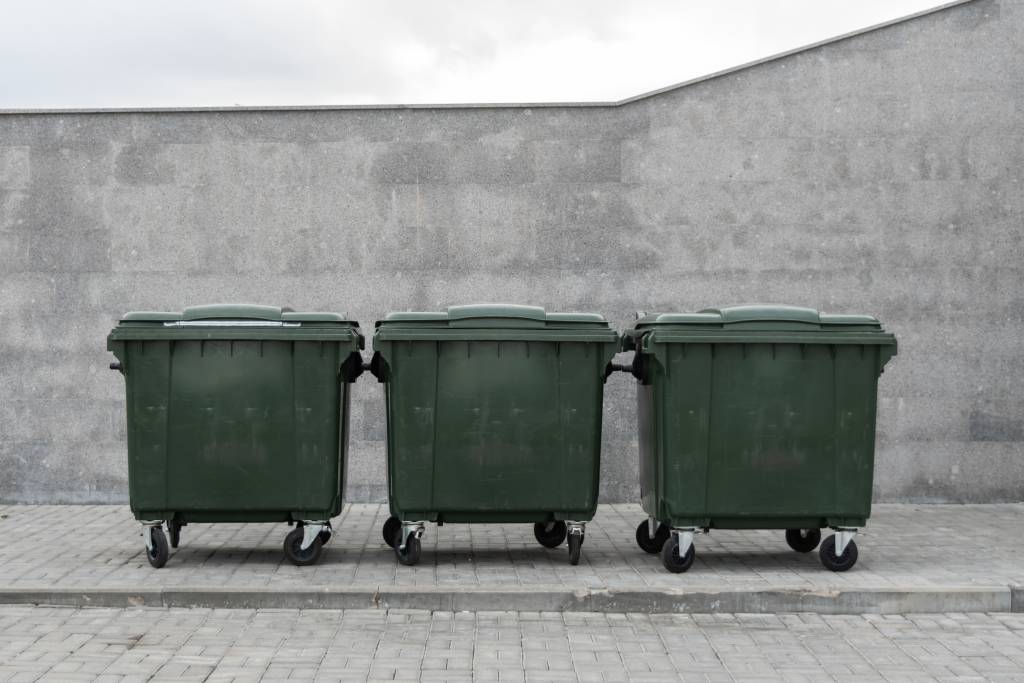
[146, 527, 169, 569]
[635, 520, 670, 554]
[394, 528, 421, 566]
[383, 517, 401, 548]
[533, 521, 568, 548]
[318, 529, 332, 545]
[819, 535, 858, 572]
[661, 533, 695, 574]
[168, 520, 181, 549]
[284, 527, 324, 566]
[785, 528, 821, 553]
[567, 532, 583, 565]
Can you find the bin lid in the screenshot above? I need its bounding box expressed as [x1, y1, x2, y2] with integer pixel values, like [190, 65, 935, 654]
[119, 304, 353, 324]
[109, 304, 363, 348]
[378, 304, 608, 329]
[628, 304, 885, 333]
[375, 303, 616, 343]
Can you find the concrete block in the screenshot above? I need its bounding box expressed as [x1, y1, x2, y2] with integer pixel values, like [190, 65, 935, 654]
[28, 142, 114, 187]
[114, 144, 177, 186]
[0, 350, 122, 402]
[345, 439, 387, 503]
[0, 439, 126, 503]
[622, 134, 817, 184]
[968, 406, 1024, 442]
[874, 441, 1024, 503]
[0, 146, 30, 189]
[646, 89, 828, 140]
[308, 141, 375, 185]
[0, 188, 30, 234]
[530, 140, 621, 182]
[366, 140, 534, 185]
[106, 186, 203, 273]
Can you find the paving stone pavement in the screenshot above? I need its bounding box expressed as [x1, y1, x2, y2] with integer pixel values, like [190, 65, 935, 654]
[1, 605, 1024, 682]
[0, 503, 1021, 593]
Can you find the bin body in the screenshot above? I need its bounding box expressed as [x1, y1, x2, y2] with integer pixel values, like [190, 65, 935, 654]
[107, 304, 364, 524]
[624, 305, 896, 531]
[372, 304, 618, 524]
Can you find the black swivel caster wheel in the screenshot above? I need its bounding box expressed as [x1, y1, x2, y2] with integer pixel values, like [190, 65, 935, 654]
[284, 527, 324, 566]
[661, 533, 695, 574]
[785, 528, 821, 553]
[168, 520, 182, 549]
[567, 531, 583, 565]
[146, 527, 169, 569]
[393, 528, 422, 566]
[635, 520, 670, 554]
[819, 534, 858, 572]
[534, 521, 568, 548]
[383, 516, 401, 548]
[318, 529, 332, 545]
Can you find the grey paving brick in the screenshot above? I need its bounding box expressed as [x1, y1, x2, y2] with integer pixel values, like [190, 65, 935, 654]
[3, 606, 1017, 681]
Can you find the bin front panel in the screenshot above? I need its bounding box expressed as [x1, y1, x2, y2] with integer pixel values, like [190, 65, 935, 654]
[385, 339, 605, 521]
[704, 343, 836, 517]
[123, 338, 348, 521]
[647, 340, 890, 527]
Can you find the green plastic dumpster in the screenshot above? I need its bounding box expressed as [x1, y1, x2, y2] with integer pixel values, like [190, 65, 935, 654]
[621, 305, 896, 573]
[107, 304, 364, 568]
[371, 304, 619, 566]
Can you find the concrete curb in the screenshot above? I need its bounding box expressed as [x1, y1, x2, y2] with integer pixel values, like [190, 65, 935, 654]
[0, 585, 1015, 614]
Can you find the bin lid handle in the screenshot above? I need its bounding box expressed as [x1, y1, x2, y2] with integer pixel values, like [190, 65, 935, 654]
[181, 304, 288, 321]
[164, 320, 300, 328]
[447, 304, 547, 322]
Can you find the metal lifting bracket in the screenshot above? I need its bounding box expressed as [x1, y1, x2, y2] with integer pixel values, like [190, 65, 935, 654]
[399, 521, 426, 551]
[673, 528, 698, 559]
[140, 520, 163, 551]
[300, 521, 330, 550]
[834, 528, 858, 556]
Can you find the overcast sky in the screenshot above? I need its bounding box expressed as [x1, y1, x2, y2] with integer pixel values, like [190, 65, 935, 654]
[0, 1, 949, 109]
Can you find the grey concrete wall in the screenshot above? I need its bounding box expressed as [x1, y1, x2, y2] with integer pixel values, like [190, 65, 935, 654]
[1, 0, 1021, 505]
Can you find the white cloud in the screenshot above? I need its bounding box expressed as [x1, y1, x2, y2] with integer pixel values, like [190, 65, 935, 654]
[0, 0, 951, 108]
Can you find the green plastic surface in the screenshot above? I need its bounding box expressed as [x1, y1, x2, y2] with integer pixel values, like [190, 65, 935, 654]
[107, 305, 364, 524]
[377, 305, 611, 337]
[627, 305, 897, 530]
[372, 304, 619, 524]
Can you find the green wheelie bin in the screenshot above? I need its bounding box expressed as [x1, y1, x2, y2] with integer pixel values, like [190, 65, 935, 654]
[370, 304, 619, 566]
[107, 304, 364, 568]
[622, 305, 897, 573]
